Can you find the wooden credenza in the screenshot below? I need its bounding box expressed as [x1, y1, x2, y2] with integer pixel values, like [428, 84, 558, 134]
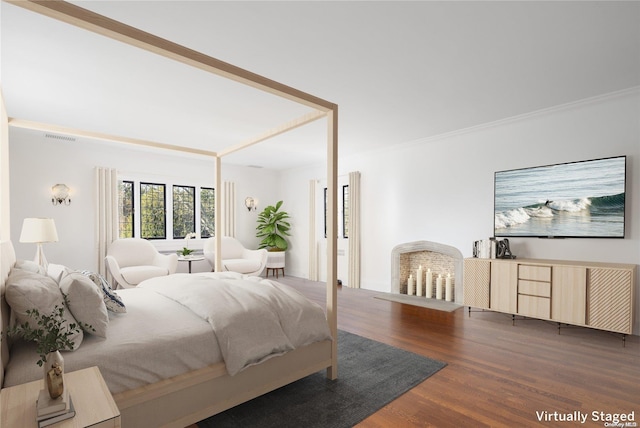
[463, 258, 636, 335]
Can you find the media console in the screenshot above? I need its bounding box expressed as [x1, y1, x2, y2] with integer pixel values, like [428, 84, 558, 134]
[463, 257, 636, 340]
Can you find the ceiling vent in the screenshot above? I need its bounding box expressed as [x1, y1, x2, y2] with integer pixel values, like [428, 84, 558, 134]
[45, 133, 76, 142]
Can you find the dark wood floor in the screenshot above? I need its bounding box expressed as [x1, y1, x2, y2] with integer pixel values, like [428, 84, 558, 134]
[276, 276, 640, 428]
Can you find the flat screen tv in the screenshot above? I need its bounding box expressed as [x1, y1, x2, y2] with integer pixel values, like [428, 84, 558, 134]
[494, 156, 626, 238]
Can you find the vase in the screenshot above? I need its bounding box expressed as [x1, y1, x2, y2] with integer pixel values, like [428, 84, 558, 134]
[43, 350, 65, 399]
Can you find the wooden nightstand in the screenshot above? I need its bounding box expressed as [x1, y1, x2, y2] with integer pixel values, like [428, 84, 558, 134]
[1, 366, 120, 428]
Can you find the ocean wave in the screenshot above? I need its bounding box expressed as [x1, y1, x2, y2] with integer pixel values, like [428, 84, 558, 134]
[495, 193, 624, 229]
[545, 198, 591, 212]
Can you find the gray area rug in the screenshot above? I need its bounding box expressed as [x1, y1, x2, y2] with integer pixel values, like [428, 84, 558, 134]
[198, 330, 446, 428]
[374, 293, 463, 312]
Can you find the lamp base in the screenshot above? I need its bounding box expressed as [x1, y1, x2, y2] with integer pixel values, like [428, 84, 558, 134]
[34, 243, 49, 270]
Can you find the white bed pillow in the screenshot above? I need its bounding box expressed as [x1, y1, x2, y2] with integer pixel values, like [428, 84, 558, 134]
[14, 259, 46, 275]
[47, 263, 69, 284]
[5, 269, 83, 350]
[59, 271, 109, 337]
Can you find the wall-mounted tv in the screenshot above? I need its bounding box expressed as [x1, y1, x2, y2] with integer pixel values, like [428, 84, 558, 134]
[494, 156, 626, 238]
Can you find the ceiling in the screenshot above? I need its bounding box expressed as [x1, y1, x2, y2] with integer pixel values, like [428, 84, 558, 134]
[2, 1, 639, 170]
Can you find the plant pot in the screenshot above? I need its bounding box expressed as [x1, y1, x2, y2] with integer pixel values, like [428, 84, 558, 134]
[43, 351, 65, 399]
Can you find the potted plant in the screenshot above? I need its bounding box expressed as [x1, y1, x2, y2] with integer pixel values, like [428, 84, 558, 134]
[256, 200, 291, 251]
[9, 304, 89, 398]
[177, 232, 197, 257]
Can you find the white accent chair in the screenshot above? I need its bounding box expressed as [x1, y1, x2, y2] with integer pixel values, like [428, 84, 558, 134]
[203, 237, 268, 276]
[105, 238, 178, 289]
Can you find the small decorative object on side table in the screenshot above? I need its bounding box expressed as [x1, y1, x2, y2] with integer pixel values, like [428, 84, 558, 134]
[177, 232, 197, 257]
[0, 366, 120, 428]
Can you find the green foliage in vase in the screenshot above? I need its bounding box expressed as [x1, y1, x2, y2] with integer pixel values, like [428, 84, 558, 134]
[177, 247, 194, 256]
[256, 200, 291, 251]
[9, 304, 90, 367]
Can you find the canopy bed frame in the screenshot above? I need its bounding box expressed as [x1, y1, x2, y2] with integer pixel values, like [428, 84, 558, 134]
[0, 1, 338, 427]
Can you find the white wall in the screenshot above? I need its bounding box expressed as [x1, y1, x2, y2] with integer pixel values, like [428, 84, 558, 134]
[8, 132, 280, 273]
[280, 89, 640, 331]
[8, 88, 640, 332]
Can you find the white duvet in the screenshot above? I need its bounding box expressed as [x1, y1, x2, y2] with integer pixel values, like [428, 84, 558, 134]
[4, 273, 331, 392]
[138, 272, 332, 375]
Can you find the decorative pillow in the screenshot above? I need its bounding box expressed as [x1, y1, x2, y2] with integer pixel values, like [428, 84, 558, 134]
[47, 263, 69, 285]
[14, 259, 46, 275]
[59, 271, 109, 337]
[80, 270, 127, 313]
[5, 269, 83, 350]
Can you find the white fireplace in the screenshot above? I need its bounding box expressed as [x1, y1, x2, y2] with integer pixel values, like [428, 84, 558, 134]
[391, 241, 464, 303]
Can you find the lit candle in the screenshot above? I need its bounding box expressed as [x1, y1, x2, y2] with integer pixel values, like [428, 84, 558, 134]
[426, 268, 433, 298]
[445, 273, 452, 301]
[416, 265, 423, 297]
[436, 274, 443, 299]
[408, 274, 415, 295]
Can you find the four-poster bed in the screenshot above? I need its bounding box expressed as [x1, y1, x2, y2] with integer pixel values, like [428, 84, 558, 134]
[0, 1, 338, 427]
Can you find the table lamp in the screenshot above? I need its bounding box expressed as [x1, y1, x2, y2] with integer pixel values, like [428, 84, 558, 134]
[19, 218, 59, 269]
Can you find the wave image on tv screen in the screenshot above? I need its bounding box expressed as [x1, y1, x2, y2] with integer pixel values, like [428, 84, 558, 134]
[494, 156, 626, 238]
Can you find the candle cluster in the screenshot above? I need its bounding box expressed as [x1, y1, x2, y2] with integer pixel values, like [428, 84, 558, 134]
[407, 266, 454, 301]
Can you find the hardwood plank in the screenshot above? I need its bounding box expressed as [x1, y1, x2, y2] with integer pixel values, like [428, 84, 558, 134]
[274, 276, 640, 428]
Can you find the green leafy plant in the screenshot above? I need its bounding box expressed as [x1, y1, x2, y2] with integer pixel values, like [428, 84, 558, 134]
[178, 248, 194, 256]
[9, 304, 88, 367]
[256, 200, 291, 251]
[177, 232, 197, 256]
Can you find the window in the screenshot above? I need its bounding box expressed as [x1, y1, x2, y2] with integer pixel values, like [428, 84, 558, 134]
[323, 185, 349, 238]
[343, 184, 349, 238]
[200, 187, 215, 238]
[118, 181, 134, 238]
[117, 178, 214, 241]
[324, 187, 327, 238]
[173, 185, 195, 238]
[140, 183, 166, 239]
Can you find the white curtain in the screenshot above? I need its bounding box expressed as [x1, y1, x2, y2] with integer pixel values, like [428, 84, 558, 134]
[223, 181, 236, 237]
[308, 179, 318, 281]
[348, 171, 361, 288]
[95, 167, 118, 278]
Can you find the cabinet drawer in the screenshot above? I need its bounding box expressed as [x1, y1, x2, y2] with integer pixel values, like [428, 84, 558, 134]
[519, 280, 551, 297]
[518, 294, 550, 319]
[519, 265, 551, 282]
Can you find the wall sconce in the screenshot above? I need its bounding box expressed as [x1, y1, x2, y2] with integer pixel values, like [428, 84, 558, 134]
[51, 184, 71, 206]
[245, 197, 258, 212]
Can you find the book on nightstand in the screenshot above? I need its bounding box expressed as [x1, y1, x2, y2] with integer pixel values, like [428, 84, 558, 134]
[37, 396, 75, 427]
[36, 388, 69, 418]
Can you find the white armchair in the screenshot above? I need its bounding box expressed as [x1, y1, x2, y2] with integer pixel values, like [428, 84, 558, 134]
[203, 236, 267, 276]
[105, 238, 178, 289]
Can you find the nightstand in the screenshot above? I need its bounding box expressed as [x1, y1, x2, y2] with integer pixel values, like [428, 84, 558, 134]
[1, 366, 120, 428]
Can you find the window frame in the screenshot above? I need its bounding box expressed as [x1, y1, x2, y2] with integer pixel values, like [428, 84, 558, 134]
[342, 184, 349, 238]
[118, 180, 135, 239]
[117, 177, 215, 243]
[172, 184, 196, 239]
[200, 186, 216, 239]
[139, 182, 167, 240]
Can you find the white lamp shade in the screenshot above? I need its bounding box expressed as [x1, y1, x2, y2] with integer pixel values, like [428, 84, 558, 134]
[19, 218, 59, 243]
